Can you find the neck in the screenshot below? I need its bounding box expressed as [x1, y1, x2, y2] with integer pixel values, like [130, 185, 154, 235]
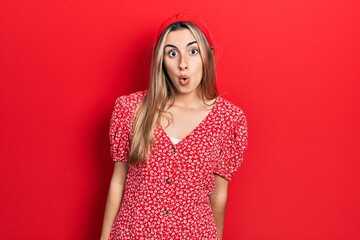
[172, 90, 203, 108]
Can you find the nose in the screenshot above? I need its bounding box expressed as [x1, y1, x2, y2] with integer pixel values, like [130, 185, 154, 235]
[179, 55, 188, 70]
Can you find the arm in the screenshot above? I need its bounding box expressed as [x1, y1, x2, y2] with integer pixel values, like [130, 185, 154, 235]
[209, 174, 229, 240]
[100, 162, 128, 240]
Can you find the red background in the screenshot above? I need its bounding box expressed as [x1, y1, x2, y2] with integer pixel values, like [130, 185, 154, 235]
[1, 0, 359, 239]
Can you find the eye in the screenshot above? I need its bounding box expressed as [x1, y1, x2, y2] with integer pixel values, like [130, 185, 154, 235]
[190, 49, 199, 55]
[168, 50, 178, 57]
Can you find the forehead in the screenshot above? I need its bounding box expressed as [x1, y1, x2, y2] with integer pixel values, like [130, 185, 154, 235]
[164, 28, 197, 46]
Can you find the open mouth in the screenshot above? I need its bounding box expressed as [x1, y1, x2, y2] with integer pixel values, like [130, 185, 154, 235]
[179, 75, 190, 86]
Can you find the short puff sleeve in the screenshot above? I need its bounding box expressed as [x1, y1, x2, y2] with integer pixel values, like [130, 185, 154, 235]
[109, 96, 133, 163]
[214, 112, 248, 181]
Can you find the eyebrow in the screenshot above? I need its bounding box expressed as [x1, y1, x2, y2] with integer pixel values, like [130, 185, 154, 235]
[164, 41, 198, 49]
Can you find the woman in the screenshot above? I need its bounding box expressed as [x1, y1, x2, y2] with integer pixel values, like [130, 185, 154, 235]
[101, 13, 248, 240]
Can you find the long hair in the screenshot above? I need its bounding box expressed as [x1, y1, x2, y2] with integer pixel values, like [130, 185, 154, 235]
[129, 22, 218, 164]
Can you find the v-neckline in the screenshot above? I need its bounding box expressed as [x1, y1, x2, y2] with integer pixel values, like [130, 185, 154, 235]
[158, 97, 220, 146]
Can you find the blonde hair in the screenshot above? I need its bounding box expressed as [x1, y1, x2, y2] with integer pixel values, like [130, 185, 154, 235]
[129, 22, 217, 164]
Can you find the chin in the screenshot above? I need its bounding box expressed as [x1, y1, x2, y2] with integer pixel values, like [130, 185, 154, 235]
[178, 88, 199, 95]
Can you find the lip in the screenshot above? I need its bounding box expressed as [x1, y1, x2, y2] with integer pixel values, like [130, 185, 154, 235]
[179, 74, 189, 80]
[178, 75, 190, 86]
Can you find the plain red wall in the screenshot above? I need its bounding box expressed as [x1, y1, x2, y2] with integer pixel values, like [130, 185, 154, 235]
[1, 0, 359, 239]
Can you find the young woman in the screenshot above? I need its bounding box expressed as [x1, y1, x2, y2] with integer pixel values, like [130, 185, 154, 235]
[100, 14, 248, 240]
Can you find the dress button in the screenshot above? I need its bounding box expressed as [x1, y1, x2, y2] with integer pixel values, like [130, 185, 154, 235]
[162, 208, 168, 214]
[166, 177, 172, 184]
[170, 146, 175, 153]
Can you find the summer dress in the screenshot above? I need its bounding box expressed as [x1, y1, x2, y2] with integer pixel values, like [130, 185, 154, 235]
[109, 91, 248, 240]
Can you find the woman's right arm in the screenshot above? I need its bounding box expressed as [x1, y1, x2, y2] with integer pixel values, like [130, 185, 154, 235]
[100, 161, 129, 240]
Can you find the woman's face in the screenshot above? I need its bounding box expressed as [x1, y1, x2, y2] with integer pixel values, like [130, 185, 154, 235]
[163, 28, 203, 96]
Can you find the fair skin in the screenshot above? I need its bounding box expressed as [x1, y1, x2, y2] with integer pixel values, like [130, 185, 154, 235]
[161, 28, 229, 239]
[101, 28, 228, 240]
[100, 162, 128, 240]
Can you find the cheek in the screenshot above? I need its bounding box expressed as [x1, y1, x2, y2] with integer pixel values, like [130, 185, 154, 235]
[194, 58, 203, 75]
[164, 59, 176, 74]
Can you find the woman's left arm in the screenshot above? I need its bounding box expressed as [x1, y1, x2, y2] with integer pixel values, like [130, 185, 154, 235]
[209, 174, 229, 240]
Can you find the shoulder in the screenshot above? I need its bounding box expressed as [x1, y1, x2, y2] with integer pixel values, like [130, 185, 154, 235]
[216, 95, 246, 123]
[216, 96, 248, 149]
[114, 90, 146, 112]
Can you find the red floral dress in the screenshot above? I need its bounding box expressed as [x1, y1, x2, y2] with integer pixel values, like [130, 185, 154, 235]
[108, 91, 248, 240]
